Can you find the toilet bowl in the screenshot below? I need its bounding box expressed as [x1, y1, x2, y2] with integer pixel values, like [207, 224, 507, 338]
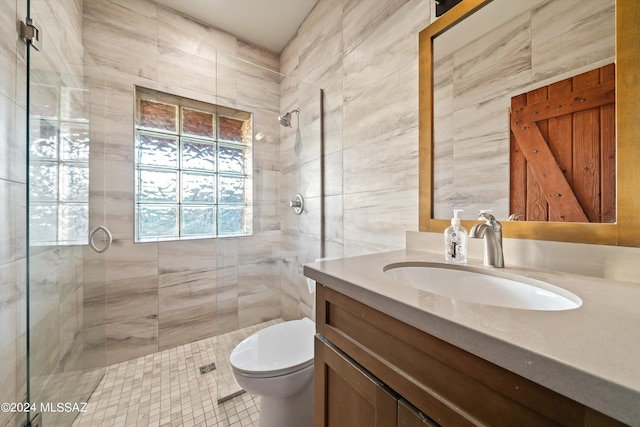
[230, 317, 315, 427]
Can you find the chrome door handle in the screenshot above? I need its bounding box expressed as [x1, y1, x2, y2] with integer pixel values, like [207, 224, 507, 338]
[89, 225, 112, 253]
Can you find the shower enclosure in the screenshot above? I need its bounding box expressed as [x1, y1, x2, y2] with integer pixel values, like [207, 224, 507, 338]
[24, 0, 109, 425]
[21, 1, 322, 424]
[213, 53, 323, 402]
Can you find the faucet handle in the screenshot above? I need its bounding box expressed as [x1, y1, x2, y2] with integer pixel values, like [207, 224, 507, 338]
[478, 210, 502, 230]
[478, 210, 494, 222]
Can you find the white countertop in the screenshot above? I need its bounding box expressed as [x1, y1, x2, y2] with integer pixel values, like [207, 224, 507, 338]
[304, 249, 640, 425]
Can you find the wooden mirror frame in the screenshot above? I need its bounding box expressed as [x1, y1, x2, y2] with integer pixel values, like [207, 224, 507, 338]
[419, 0, 640, 247]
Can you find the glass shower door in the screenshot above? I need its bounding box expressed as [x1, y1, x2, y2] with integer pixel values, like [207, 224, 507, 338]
[25, 0, 109, 424]
[214, 52, 323, 404]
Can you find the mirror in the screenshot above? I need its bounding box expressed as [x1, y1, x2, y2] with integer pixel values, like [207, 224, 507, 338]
[419, 0, 640, 246]
[432, 0, 615, 223]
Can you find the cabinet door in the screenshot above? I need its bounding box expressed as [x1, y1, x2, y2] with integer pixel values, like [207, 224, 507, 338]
[398, 399, 440, 427]
[315, 337, 397, 427]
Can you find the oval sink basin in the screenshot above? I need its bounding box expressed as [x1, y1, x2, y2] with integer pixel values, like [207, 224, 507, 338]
[384, 263, 582, 311]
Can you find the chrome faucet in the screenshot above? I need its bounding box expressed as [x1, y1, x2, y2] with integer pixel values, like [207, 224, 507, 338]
[469, 212, 504, 268]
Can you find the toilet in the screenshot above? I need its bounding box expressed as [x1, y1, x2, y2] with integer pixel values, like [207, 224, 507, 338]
[230, 317, 315, 427]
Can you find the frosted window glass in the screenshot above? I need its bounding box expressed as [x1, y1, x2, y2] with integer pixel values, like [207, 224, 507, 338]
[182, 172, 215, 203]
[30, 120, 58, 159]
[138, 205, 179, 239]
[29, 80, 90, 247]
[218, 206, 245, 235]
[218, 176, 245, 203]
[59, 164, 89, 202]
[60, 123, 90, 161]
[29, 204, 58, 243]
[30, 164, 58, 201]
[137, 132, 178, 168]
[181, 206, 216, 236]
[218, 145, 244, 173]
[182, 139, 215, 171]
[139, 169, 178, 202]
[59, 204, 89, 242]
[134, 87, 252, 241]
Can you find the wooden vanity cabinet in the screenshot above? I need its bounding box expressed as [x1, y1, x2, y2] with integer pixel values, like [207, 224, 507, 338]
[315, 335, 437, 427]
[399, 399, 440, 427]
[314, 285, 626, 427]
[314, 336, 396, 427]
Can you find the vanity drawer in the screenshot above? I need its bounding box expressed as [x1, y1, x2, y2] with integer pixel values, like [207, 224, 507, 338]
[316, 284, 625, 427]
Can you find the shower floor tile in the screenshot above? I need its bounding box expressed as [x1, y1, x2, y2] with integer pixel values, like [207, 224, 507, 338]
[72, 319, 281, 427]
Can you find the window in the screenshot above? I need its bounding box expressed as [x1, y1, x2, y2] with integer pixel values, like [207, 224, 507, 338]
[29, 83, 90, 245]
[134, 87, 252, 242]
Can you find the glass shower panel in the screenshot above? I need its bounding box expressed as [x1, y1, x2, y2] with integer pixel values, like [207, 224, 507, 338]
[26, 0, 108, 424]
[214, 52, 322, 403]
[280, 76, 323, 320]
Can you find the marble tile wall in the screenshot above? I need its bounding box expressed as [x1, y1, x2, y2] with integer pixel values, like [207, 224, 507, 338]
[280, 0, 430, 265]
[278, 76, 323, 319]
[281, 0, 640, 302]
[432, 0, 615, 220]
[82, 0, 290, 364]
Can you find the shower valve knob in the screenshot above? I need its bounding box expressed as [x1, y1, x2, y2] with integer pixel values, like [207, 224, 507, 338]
[290, 194, 304, 215]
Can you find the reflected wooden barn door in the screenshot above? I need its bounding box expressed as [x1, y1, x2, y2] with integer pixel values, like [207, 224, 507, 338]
[510, 64, 616, 223]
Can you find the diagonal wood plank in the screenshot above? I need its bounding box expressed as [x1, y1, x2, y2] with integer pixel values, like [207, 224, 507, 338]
[510, 121, 588, 222]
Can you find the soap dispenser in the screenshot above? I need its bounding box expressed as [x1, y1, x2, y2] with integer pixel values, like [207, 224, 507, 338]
[444, 209, 467, 263]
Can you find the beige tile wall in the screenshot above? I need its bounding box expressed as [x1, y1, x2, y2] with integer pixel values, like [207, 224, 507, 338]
[281, 0, 429, 258]
[81, 0, 311, 365]
[283, 0, 640, 292]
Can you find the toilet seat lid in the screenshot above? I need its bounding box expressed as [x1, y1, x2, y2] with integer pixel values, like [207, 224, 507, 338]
[230, 317, 315, 377]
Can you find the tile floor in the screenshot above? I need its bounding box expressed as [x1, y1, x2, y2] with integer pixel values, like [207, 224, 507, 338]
[72, 319, 281, 427]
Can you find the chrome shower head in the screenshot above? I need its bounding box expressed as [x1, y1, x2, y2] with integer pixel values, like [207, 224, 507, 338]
[278, 113, 292, 127]
[278, 108, 300, 127]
